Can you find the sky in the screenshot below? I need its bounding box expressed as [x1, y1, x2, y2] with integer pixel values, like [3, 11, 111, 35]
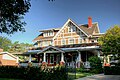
[1, 0, 120, 44]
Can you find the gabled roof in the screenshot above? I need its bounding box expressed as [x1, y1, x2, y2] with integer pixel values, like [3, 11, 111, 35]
[53, 19, 89, 40]
[79, 22, 100, 36]
[33, 31, 58, 42]
[38, 46, 65, 54]
[39, 28, 60, 32]
[0, 52, 17, 59]
[33, 19, 101, 42]
[33, 33, 54, 42]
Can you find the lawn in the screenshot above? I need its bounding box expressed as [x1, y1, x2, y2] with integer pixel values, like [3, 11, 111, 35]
[68, 72, 93, 79]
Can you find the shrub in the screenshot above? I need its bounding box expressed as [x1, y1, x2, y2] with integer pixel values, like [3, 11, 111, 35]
[0, 66, 67, 80]
[104, 66, 120, 75]
[88, 56, 103, 74]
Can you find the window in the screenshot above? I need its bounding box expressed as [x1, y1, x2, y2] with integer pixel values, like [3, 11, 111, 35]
[43, 31, 54, 37]
[50, 54, 54, 64]
[44, 41, 48, 46]
[61, 39, 66, 45]
[83, 38, 86, 43]
[68, 26, 76, 32]
[68, 26, 72, 32]
[91, 40, 94, 43]
[49, 41, 52, 45]
[72, 26, 76, 32]
[69, 38, 74, 44]
[79, 38, 82, 44]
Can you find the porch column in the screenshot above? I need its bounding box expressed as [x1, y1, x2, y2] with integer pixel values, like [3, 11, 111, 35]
[43, 52, 46, 62]
[107, 55, 110, 64]
[77, 51, 81, 68]
[60, 53, 64, 65]
[78, 51, 81, 62]
[29, 54, 32, 62]
[42, 52, 47, 66]
[97, 50, 100, 57]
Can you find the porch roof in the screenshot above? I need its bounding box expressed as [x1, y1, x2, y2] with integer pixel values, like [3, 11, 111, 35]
[21, 45, 100, 56]
[37, 46, 65, 54]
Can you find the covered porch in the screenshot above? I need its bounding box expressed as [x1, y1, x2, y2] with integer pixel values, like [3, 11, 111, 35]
[19, 45, 101, 68]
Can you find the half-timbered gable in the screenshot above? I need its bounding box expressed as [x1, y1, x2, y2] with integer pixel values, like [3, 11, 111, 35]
[53, 19, 88, 46]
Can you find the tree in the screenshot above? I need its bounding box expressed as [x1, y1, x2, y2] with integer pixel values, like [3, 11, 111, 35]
[0, 36, 12, 51]
[0, 0, 31, 34]
[98, 25, 120, 59]
[88, 56, 103, 73]
[9, 41, 33, 53]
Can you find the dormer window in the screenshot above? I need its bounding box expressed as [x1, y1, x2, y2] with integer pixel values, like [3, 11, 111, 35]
[43, 31, 54, 37]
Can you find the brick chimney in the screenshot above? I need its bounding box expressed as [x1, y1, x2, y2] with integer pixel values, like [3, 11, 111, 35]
[88, 16, 92, 28]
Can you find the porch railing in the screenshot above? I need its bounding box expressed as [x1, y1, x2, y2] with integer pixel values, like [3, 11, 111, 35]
[67, 61, 90, 68]
[19, 63, 41, 67]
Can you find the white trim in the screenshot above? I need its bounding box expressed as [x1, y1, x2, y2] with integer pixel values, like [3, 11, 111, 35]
[53, 19, 71, 40]
[96, 22, 100, 33]
[43, 52, 46, 62]
[29, 54, 32, 62]
[61, 53, 64, 62]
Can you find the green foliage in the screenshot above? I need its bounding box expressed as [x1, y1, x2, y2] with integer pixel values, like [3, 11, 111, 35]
[104, 66, 120, 75]
[98, 25, 120, 57]
[9, 41, 33, 53]
[0, 66, 67, 80]
[0, 36, 12, 51]
[88, 56, 103, 74]
[0, 0, 31, 34]
[0, 36, 32, 53]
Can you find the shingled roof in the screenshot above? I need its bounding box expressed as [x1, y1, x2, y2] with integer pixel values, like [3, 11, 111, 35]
[33, 20, 100, 42]
[79, 22, 99, 36]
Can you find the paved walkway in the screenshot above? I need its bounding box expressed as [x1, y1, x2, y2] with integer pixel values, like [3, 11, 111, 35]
[75, 74, 120, 80]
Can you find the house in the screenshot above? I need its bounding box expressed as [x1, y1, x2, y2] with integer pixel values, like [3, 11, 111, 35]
[20, 17, 103, 68]
[0, 51, 19, 66]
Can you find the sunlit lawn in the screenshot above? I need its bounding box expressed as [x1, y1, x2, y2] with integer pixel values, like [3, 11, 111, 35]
[68, 72, 93, 79]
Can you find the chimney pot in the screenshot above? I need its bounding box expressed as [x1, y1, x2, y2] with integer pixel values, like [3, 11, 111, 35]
[88, 16, 92, 28]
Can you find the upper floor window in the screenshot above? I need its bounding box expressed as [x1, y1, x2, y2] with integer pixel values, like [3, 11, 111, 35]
[43, 31, 54, 37]
[68, 38, 74, 44]
[68, 26, 76, 32]
[78, 38, 82, 44]
[43, 41, 48, 46]
[61, 39, 66, 45]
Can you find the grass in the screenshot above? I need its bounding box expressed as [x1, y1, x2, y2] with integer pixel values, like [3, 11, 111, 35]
[68, 72, 93, 79]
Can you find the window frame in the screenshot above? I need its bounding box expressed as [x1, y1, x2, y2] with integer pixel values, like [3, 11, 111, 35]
[68, 38, 75, 44]
[61, 39, 66, 45]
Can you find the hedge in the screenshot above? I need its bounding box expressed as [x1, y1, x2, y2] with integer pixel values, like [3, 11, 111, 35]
[104, 66, 120, 75]
[0, 66, 67, 80]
